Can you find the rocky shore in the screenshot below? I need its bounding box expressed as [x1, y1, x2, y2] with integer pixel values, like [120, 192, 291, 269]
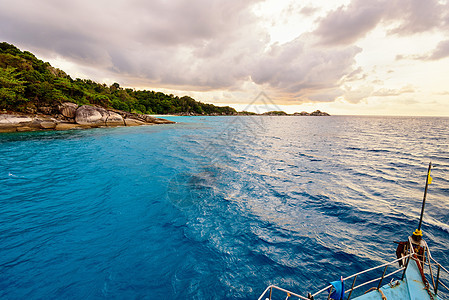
[0, 102, 175, 133]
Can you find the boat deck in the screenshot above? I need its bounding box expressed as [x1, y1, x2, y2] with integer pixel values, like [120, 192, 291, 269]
[355, 259, 439, 300]
[258, 237, 448, 300]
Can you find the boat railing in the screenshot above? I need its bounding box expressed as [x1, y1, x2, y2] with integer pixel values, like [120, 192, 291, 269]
[423, 241, 449, 297]
[259, 251, 414, 300]
[258, 285, 310, 300]
[259, 236, 449, 300]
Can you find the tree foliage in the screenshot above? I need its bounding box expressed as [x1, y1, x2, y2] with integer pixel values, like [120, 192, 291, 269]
[0, 42, 237, 115]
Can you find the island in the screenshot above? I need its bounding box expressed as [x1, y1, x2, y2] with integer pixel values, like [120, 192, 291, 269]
[0, 42, 330, 133]
[261, 110, 330, 116]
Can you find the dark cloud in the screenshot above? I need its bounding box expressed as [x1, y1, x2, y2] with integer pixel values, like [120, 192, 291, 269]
[314, 0, 384, 45]
[314, 0, 447, 46]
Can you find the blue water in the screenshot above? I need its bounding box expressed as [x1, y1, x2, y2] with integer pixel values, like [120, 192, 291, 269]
[1, 116, 448, 299]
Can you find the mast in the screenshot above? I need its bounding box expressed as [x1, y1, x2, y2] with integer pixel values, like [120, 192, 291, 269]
[413, 162, 432, 239]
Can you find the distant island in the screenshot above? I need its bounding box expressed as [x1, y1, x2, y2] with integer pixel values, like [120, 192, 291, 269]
[260, 110, 330, 116]
[0, 42, 330, 133]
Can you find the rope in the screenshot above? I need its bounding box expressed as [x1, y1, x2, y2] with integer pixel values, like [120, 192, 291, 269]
[378, 289, 387, 300]
[364, 287, 386, 299]
[364, 287, 376, 294]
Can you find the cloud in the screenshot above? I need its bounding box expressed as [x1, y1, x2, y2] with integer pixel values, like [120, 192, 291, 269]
[314, 0, 384, 45]
[0, 0, 267, 89]
[343, 85, 415, 103]
[343, 85, 374, 103]
[4, 0, 440, 107]
[307, 88, 345, 102]
[386, 0, 444, 35]
[299, 5, 320, 17]
[396, 39, 449, 61]
[314, 0, 447, 46]
[372, 85, 415, 97]
[251, 34, 362, 101]
[0, 0, 365, 103]
[434, 91, 449, 96]
[426, 40, 449, 60]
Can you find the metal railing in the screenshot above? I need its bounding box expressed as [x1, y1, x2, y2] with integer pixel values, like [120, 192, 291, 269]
[423, 241, 449, 297]
[258, 285, 310, 300]
[259, 238, 449, 300]
[259, 253, 412, 300]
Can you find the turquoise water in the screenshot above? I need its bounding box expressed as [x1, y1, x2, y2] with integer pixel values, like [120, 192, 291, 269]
[1, 116, 448, 299]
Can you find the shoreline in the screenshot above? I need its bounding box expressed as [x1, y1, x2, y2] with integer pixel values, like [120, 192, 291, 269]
[0, 107, 333, 134]
[0, 103, 175, 133]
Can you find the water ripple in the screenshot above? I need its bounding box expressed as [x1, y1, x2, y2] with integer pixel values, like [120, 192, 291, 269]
[1, 116, 448, 299]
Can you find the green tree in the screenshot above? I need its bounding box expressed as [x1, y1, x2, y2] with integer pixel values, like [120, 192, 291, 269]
[0, 66, 27, 110]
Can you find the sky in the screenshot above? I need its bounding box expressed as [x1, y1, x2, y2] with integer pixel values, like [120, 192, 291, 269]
[1, 0, 449, 116]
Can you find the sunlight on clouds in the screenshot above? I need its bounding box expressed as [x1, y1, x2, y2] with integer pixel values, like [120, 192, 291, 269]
[252, 0, 350, 44]
[2, 0, 448, 116]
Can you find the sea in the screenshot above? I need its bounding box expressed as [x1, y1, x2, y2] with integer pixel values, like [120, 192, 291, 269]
[1, 115, 448, 299]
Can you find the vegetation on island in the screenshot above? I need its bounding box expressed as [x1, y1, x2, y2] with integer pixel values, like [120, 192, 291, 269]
[262, 111, 288, 116]
[0, 42, 237, 115]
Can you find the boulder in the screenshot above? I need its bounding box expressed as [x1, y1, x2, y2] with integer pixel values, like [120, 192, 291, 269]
[39, 121, 57, 129]
[75, 106, 130, 127]
[0, 107, 175, 133]
[142, 115, 157, 123]
[55, 122, 84, 131]
[94, 106, 110, 122]
[16, 126, 36, 132]
[0, 114, 33, 124]
[29, 119, 46, 130]
[59, 102, 78, 118]
[105, 112, 125, 126]
[152, 118, 175, 124]
[0, 114, 33, 132]
[124, 118, 146, 126]
[75, 105, 104, 126]
[0, 127, 17, 133]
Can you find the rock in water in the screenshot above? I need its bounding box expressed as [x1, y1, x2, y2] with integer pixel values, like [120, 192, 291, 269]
[124, 119, 146, 126]
[59, 102, 79, 119]
[0, 114, 33, 132]
[75, 105, 104, 126]
[0, 114, 33, 124]
[93, 106, 110, 123]
[152, 118, 175, 124]
[105, 111, 125, 126]
[39, 121, 57, 129]
[55, 122, 84, 131]
[1, 106, 174, 133]
[75, 105, 126, 126]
